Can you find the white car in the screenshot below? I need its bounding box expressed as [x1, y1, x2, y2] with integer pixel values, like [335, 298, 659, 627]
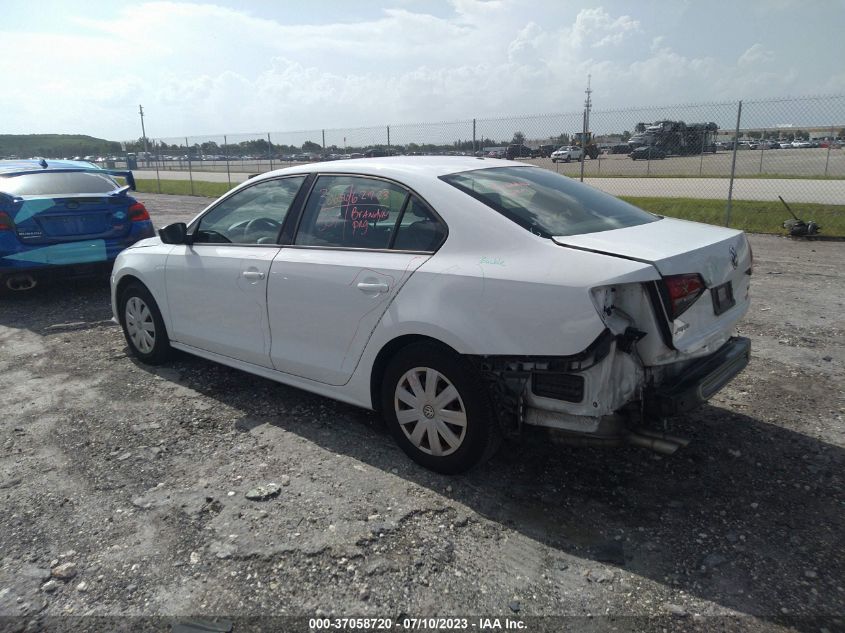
[111, 157, 751, 473]
[551, 146, 584, 163]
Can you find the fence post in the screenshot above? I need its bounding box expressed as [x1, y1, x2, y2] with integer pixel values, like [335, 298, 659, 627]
[472, 119, 476, 154]
[268, 133, 274, 172]
[759, 132, 765, 174]
[725, 100, 743, 227]
[824, 125, 834, 177]
[579, 109, 587, 182]
[387, 126, 391, 152]
[699, 129, 705, 176]
[154, 140, 161, 194]
[224, 135, 231, 188]
[186, 137, 194, 196]
[322, 129, 326, 150]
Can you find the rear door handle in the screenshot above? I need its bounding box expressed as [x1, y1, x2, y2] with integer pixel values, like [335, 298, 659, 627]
[242, 271, 265, 280]
[357, 281, 389, 293]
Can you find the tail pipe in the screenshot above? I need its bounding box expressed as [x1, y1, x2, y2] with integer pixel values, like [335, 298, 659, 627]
[5, 274, 37, 291]
[626, 428, 690, 455]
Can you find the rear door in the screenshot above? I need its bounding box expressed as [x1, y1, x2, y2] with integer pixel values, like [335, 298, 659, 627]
[164, 176, 305, 367]
[267, 176, 447, 385]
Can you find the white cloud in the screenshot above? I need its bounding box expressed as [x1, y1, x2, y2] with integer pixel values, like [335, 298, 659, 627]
[570, 8, 640, 48]
[738, 43, 775, 67]
[0, 2, 834, 140]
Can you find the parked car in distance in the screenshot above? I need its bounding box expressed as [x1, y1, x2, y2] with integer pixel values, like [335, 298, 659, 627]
[630, 146, 667, 160]
[111, 156, 751, 474]
[1, 159, 153, 292]
[550, 146, 584, 163]
[505, 144, 536, 160]
[610, 144, 633, 154]
[535, 144, 556, 158]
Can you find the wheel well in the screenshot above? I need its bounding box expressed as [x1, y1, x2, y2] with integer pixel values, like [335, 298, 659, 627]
[115, 275, 143, 307]
[114, 275, 154, 328]
[369, 335, 459, 411]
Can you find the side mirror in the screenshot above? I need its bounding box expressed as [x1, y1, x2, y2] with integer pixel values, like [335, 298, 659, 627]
[159, 222, 191, 245]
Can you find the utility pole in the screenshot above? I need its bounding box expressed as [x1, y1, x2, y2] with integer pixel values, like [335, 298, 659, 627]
[138, 105, 149, 165]
[579, 74, 592, 183]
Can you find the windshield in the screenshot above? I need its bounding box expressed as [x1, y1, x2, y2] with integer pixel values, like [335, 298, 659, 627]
[0, 171, 119, 196]
[440, 166, 659, 237]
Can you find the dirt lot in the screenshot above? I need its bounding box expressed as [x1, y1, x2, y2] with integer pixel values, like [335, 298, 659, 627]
[1, 193, 844, 632]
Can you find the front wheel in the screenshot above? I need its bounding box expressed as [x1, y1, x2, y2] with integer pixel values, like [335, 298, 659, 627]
[119, 282, 171, 365]
[381, 342, 500, 474]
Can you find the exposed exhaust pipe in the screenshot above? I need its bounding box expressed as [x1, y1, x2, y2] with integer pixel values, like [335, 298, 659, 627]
[5, 274, 37, 291]
[626, 431, 682, 455]
[635, 427, 691, 448]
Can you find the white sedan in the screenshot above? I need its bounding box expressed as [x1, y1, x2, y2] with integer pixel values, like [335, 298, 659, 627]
[551, 146, 584, 163]
[111, 157, 751, 473]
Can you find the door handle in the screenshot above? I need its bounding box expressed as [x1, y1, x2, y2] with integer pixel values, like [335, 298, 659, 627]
[242, 270, 265, 281]
[357, 281, 389, 293]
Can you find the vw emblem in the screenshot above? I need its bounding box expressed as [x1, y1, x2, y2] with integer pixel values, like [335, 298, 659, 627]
[729, 246, 738, 269]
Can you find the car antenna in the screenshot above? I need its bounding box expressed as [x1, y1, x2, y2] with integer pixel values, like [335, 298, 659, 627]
[39, 158, 48, 169]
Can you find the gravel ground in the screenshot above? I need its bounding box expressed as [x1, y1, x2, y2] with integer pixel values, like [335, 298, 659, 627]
[1, 193, 843, 632]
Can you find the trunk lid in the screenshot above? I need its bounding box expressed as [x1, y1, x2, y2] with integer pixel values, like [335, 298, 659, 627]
[557, 218, 752, 355]
[553, 217, 747, 285]
[12, 192, 135, 245]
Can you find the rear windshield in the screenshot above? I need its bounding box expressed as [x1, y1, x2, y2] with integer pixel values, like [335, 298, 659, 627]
[441, 166, 658, 237]
[0, 171, 119, 196]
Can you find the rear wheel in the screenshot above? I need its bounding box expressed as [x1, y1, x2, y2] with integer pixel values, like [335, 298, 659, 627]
[381, 342, 500, 474]
[119, 282, 171, 364]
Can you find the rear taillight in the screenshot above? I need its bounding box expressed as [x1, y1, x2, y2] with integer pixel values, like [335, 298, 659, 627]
[663, 273, 705, 319]
[0, 211, 14, 231]
[128, 202, 150, 222]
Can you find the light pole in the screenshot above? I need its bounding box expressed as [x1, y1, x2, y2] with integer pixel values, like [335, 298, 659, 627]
[138, 104, 149, 166]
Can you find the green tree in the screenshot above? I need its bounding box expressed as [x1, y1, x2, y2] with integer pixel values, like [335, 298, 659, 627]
[621, 131, 631, 142]
[512, 131, 526, 145]
[302, 140, 322, 151]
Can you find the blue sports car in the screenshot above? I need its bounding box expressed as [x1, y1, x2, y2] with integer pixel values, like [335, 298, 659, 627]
[0, 159, 155, 291]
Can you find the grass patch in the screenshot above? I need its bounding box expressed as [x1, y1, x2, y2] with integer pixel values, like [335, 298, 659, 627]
[135, 178, 234, 198]
[622, 196, 845, 237]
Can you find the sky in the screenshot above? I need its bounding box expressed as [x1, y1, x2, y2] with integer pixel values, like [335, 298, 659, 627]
[1, 0, 843, 142]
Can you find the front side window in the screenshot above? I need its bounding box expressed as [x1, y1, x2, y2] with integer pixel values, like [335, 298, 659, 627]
[295, 175, 408, 249]
[194, 176, 305, 244]
[441, 166, 658, 237]
[0, 171, 119, 196]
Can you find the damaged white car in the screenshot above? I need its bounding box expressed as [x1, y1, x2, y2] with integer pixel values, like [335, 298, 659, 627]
[111, 157, 751, 473]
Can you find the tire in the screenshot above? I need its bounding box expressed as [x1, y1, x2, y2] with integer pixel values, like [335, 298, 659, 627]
[381, 342, 500, 474]
[119, 282, 171, 365]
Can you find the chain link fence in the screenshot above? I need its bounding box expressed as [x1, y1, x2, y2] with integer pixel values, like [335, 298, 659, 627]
[121, 94, 844, 233]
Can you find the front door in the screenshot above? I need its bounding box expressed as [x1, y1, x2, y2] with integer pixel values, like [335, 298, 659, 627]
[164, 176, 305, 367]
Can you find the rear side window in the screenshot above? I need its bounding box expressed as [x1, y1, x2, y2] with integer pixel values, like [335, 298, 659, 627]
[441, 166, 658, 237]
[295, 176, 408, 249]
[0, 172, 119, 196]
[392, 196, 447, 252]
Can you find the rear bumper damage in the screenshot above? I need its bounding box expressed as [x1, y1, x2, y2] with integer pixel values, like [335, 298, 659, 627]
[480, 335, 750, 454]
[643, 336, 751, 417]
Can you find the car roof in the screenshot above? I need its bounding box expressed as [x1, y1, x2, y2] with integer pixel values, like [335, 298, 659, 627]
[253, 155, 525, 183]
